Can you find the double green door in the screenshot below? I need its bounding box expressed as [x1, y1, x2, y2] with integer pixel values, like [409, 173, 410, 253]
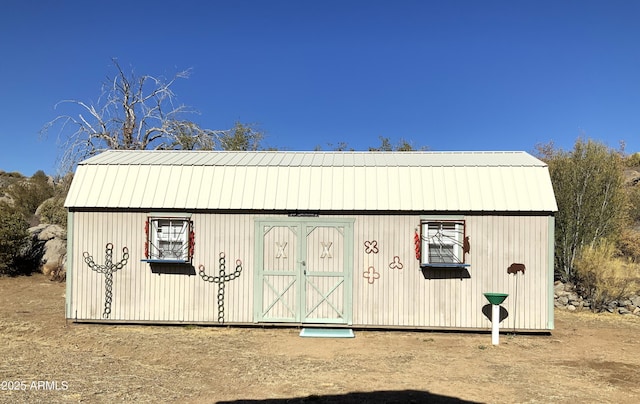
[254, 218, 354, 324]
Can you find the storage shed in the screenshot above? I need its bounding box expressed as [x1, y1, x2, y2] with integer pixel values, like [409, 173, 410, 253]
[65, 150, 557, 331]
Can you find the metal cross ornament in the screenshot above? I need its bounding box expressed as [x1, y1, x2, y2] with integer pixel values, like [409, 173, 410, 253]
[275, 242, 288, 258]
[320, 241, 333, 258]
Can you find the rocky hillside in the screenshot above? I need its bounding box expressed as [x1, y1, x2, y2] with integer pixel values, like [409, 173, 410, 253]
[1, 169, 67, 280]
[0, 170, 25, 203]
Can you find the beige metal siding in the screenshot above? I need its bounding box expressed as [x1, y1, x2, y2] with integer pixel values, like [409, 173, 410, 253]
[349, 214, 550, 329]
[69, 211, 552, 330]
[68, 211, 256, 323]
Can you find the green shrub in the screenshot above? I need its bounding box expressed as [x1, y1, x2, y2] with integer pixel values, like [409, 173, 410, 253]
[37, 197, 67, 228]
[617, 228, 640, 262]
[4, 170, 55, 222]
[0, 206, 32, 276]
[624, 152, 640, 168]
[625, 185, 640, 224]
[574, 240, 640, 312]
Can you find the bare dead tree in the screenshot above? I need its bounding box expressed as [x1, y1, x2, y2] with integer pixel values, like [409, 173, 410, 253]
[40, 59, 227, 173]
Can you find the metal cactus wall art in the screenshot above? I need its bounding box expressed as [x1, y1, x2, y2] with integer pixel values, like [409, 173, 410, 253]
[199, 252, 243, 323]
[83, 243, 129, 319]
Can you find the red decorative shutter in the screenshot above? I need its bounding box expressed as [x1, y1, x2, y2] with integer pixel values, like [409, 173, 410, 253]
[188, 221, 195, 259]
[144, 218, 149, 259]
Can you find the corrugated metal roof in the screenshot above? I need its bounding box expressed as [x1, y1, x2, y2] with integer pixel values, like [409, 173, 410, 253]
[65, 150, 557, 212]
[78, 150, 547, 167]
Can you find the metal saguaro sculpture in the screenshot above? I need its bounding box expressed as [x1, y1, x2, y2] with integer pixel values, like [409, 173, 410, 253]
[83, 243, 129, 319]
[199, 252, 243, 323]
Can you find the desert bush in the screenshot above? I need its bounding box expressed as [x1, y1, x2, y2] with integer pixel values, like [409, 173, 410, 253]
[617, 228, 640, 262]
[574, 240, 640, 312]
[37, 197, 67, 228]
[538, 139, 627, 282]
[0, 206, 32, 276]
[0, 170, 25, 194]
[625, 185, 640, 225]
[624, 152, 640, 168]
[4, 170, 55, 222]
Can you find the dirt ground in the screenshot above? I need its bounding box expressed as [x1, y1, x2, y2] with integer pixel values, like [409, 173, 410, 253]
[1, 274, 639, 404]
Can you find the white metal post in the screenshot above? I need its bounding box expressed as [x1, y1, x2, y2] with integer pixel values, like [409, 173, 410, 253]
[491, 304, 500, 345]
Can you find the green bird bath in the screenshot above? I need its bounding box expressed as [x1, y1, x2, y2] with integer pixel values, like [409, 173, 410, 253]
[483, 292, 509, 305]
[483, 293, 508, 345]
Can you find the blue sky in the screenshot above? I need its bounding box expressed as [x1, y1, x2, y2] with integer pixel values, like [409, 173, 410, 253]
[1, 0, 639, 176]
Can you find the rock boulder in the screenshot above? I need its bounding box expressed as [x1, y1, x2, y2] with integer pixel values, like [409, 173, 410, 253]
[28, 224, 66, 281]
